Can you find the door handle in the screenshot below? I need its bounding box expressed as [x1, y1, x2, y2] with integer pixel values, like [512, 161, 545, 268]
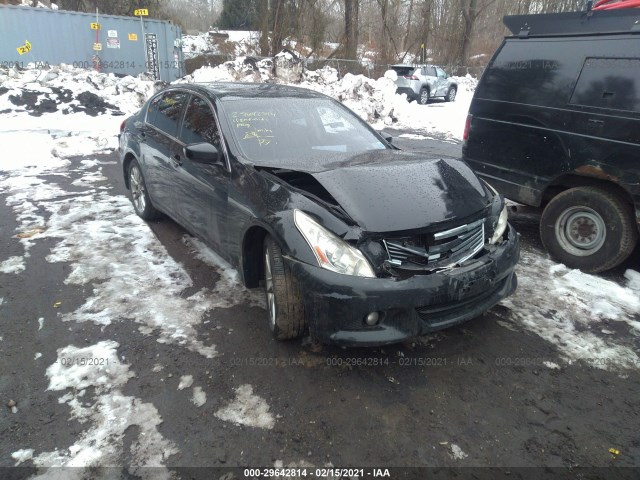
[588, 119, 604, 126]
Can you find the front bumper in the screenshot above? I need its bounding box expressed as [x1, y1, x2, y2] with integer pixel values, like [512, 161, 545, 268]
[286, 224, 520, 346]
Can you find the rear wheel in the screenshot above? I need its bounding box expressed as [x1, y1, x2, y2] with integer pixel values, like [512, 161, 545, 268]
[263, 235, 306, 340]
[445, 86, 457, 102]
[540, 186, 637, 273]
[128, 160, 160, 220]
[418, 88, 430, 105]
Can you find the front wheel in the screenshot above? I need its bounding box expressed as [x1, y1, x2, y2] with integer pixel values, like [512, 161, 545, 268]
[263, 236, 306, 340]
[445, 86, 457, 102]
[540, 186, 638, 273]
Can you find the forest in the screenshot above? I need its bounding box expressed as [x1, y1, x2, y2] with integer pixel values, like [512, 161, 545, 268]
[9, 0, 592, 65]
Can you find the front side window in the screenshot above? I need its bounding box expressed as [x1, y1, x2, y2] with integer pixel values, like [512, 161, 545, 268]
[436, 67, 446, 78]
[427, 66, 437, 77]
[180, 95, 222, 148]
[147, 91, 188, 137]
[570, 57, 640, 113]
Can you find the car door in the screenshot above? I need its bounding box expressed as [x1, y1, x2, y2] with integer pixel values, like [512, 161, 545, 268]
[175, 93, 230, 253]
[424, 66, 437, 93]
[141, 90, 189, 218]
[435, 67, 449, 96]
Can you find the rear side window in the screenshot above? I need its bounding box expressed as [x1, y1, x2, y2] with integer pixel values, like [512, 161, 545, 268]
[477, 39, 583, 107]
[570, 58, 640, 113]
[146, 91, 188, 137]
[426, 66, 436, 77]
[180, 95, 221, 148]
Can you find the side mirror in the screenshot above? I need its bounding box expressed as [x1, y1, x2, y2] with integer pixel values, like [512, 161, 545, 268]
[184, 142, 222, 164]
[384, 135, 393, 144]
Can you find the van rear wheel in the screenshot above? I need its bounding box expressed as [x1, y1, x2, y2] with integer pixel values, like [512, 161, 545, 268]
[540, 186, 638, 273]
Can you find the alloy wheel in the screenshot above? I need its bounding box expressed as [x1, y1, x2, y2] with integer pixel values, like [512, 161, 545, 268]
[129, 165, 146, 213]
[264, 250, 276, 329]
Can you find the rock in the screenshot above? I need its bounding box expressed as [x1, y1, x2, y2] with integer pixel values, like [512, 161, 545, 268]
[41, 72, 58, 83]
[7, 399, 16, 408]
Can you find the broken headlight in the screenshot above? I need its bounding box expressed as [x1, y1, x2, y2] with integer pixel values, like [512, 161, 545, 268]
[294, 210, 376, 278]
[490, 205, 509, 244]
[482, 179, 508, 245]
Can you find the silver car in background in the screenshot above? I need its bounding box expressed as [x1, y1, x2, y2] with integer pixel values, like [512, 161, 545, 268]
[392, 64, 458, 104]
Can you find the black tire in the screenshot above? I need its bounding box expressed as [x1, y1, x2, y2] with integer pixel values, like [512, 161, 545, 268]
[263, 235, 306, 340]
[445, 86, 457, 102]
[418, 88, 430, 105]
[128, 159, 161, 220]
[540, 186, 638, 273]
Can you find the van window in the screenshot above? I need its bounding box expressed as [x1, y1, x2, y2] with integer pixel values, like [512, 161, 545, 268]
[569, 58, 640, 113]
[476, 39, 582, 107]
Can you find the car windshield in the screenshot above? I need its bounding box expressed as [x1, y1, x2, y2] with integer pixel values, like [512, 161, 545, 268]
[219, 97, 387, 164]
[392, 66, 415, 77]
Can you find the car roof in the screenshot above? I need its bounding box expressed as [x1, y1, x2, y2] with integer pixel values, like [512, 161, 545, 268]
[173, 82, 330, 101]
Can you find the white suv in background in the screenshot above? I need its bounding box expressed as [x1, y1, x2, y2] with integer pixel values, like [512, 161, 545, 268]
[391, 64, 458, 104]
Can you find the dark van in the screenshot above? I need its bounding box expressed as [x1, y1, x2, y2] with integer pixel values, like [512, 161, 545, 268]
[462, 7, 640, 272]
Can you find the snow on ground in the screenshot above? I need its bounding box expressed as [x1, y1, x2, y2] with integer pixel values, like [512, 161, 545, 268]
[0, 255, 25, 274]
[450, 444, 469, 460]
[215, 384, 276, 429]
[178, 375, 194, 390]
[501, 247, 640, 371]
[191, 386, 207, 407]
[183, 234, 265, 309]
[29, 341, 177, 478]
[11, 448, 34, 466]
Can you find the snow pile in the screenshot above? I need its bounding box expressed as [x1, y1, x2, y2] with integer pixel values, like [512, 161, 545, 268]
[502, 248, 640, 371]
[182, 30, 261, 59]
[1, 58, 474, 141]
[182, 58, 474, 139]
[0, 63, 159, 117]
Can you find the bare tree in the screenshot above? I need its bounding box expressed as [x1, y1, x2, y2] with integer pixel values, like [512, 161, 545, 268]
[344, 0, 359, 59]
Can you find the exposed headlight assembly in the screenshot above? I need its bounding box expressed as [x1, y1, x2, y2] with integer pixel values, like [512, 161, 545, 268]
[490, 205, 509, 244]
[294, 210, 376, 278]
[481, 179, 508, 244]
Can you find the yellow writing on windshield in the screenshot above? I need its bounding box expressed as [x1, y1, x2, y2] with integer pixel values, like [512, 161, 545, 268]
[233, 112, 276, 146]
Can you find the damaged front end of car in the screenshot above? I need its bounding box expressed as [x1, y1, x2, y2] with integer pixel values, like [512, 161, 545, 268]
[254, 156, 519, 346]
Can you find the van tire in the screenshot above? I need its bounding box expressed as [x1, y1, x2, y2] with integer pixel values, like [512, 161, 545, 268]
[263, 235, 306, 340]
[540, 186, 638, 273]
[418, 88, 430, 105]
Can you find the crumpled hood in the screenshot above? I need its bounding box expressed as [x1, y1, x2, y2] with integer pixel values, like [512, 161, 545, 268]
[310, 150, 491, 232]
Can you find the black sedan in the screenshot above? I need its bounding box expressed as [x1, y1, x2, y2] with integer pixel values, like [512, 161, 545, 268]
[118, 82, 519, 346]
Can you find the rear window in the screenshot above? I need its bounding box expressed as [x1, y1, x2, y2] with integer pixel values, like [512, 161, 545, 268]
[570, 57, 640, 113]
[392, 66, 415, 77]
